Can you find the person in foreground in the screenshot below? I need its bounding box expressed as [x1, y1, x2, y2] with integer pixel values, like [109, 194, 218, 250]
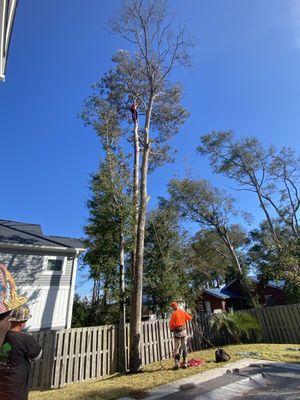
[0, 264, 28, 348]
[169, 301, 192, 370]
[0, 311, 11, 349]
[0, 304, 42, 400]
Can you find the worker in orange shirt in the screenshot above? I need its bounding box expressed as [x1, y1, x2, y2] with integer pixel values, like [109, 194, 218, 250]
[169, 301, 192, 369]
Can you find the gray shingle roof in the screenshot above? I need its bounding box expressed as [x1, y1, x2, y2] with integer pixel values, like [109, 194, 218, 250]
[0, 220, 84, 250]
[249, 275, 285, 290]
[46, 235, 85, 249]
[0, 220, 43, 235]
[203, 288, 242, 299]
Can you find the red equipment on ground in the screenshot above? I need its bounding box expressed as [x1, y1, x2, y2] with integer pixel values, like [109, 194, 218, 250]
[184, 358, 205, 368]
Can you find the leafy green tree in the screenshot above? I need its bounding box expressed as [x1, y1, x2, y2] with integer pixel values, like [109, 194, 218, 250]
[71, 294, 90, 328]
[249, 222, 300, 303]
[81, 97, 132, 370]
[198, 131, 300, 303]
[169, 178, 247, 275]
[198, 132, 278, 238]
[168, 178, 257, 306]
[198, 131, 300, 242]
[84, 150, 131, 294]
[84, 148, 131, 371]
[187, 228, 248, 294]
[143, 200, 189, 316]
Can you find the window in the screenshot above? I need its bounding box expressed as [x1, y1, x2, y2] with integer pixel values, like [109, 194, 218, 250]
[47, 258, 63, 272]
[205, 301, 212, 314]
[43, 256, 66, 275]
[265, 295, 275, 307]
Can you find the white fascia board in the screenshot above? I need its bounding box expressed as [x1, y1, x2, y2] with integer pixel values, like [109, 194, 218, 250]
[0, 0, 18, 80]
[0, 0, 5, 77]
[0, 241, 84, 254]
[66, 253, 79, 328]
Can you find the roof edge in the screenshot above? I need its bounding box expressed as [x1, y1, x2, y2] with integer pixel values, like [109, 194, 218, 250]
[0, 241, 85, 253]
[202, 289, 228, 300]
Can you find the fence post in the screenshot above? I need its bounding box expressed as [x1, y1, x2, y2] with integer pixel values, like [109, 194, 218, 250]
[42, 330, 56, 389]
[157, 320, 163, 361]
[118, 320, 126, 373]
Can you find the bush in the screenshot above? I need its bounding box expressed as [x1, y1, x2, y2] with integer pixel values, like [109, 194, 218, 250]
[210, 311, 262, 344]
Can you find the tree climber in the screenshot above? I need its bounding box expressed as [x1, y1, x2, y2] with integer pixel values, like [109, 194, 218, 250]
[169, 301, 192, 369]
[130, 101, 139, 122]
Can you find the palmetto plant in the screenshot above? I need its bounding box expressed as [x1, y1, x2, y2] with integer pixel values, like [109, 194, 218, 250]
[210, 312, 262, 344]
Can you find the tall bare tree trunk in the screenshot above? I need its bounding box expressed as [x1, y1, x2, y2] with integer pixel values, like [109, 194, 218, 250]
[118, 230, 126, 373]
[129, 118, 141, 371]
[130, 99, 153, 372]
[133, 120, 140, 239]
[131, 120, 140, 276]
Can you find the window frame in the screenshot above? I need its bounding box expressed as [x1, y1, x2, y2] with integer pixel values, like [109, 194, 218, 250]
[43, 255, 66, 275]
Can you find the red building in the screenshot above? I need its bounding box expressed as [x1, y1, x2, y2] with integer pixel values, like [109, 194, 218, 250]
[199, 277, 287, 313]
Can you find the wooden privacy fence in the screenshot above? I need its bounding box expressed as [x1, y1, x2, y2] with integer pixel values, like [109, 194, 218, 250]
[30, 316, 215, 390]
[245, 303, 300, 344]
[31, 325, 118, 390]
[31, 303, 300, 390]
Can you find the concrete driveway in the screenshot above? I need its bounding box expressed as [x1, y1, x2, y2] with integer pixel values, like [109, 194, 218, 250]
[120, 359, 300, 400]
[159, 363, 300, 400]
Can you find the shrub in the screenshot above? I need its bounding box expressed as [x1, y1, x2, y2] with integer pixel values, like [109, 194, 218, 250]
[210, 311, 262, 344]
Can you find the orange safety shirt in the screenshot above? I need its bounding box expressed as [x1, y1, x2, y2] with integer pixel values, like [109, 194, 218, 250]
[169, 309, 192, 331]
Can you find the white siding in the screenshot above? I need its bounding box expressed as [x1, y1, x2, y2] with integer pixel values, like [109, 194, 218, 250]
[0, 250, 73, 286]
[0, 248, 77, 331]
[20, 285, 70, 331]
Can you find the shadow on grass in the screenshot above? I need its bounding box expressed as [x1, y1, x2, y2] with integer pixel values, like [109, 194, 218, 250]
[36, 386, 149, 400]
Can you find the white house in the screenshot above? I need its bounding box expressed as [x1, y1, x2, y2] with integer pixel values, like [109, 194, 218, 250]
[0, 219, 85, 331]
[0, 0, 18, 81]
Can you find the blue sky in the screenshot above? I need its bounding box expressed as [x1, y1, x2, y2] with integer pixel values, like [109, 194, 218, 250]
[1, 0, 300, 296]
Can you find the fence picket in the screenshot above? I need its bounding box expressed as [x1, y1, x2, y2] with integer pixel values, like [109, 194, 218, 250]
[91, 328, 97, 379]
[285, 305, 298, 343]
[73, 328, 82, 384]
[31, 331, 44, 388]
[290, 304, 300, 342]
[79, 328, 87, 382]
[53, 331, 64, 388]
[157, 320, 163, 361]
[61, 330, 71, 387]
[103, 326, 108, 377]
[39, 331, 55, 389]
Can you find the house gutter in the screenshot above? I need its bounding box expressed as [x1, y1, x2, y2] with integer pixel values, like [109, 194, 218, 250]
[66, 249, 80, 329]
[0, 0, 18, 81]
[0, 241, 85, 254]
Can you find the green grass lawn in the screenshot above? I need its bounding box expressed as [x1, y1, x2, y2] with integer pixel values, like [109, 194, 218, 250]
[29, 343, 300, 400]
